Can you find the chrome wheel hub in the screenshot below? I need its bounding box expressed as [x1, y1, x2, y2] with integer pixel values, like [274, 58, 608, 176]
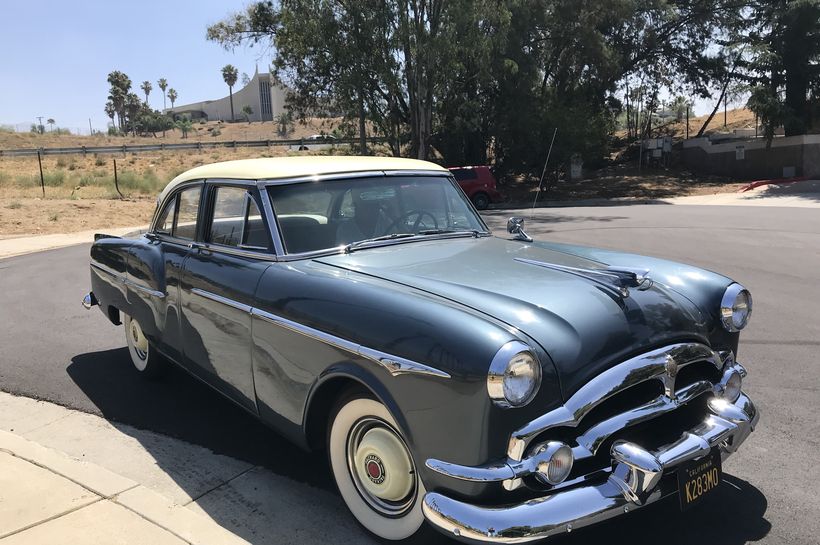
[347, 418, 416, 516]
[129, 318, 148, 360]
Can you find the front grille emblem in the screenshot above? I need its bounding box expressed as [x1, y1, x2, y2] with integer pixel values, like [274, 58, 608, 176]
[663, 355, 679, 400]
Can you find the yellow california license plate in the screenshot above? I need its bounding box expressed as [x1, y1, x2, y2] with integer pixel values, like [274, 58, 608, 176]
[677, 449, 722, 510]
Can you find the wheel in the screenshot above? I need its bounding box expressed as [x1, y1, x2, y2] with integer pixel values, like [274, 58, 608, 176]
[123, 313, 168, 379]
[328, 393, 431, 542]
[471, 192, 490, 210]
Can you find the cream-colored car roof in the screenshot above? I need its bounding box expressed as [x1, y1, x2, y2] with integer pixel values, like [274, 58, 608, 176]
[158, 156, 447, 202]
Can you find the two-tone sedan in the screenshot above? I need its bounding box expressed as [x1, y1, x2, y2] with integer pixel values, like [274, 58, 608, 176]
[83, 156, 759, 543]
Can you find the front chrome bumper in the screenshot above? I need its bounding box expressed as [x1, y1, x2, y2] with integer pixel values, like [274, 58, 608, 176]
[422, 392, 759, 543]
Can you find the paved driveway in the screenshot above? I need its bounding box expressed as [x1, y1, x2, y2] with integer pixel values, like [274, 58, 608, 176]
[1, 203, 818, 544]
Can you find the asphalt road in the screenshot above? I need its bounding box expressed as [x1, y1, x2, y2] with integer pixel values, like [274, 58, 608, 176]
[1, 203, 818, 544]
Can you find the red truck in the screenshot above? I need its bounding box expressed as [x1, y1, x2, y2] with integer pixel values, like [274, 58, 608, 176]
[448, 166, 504, 210]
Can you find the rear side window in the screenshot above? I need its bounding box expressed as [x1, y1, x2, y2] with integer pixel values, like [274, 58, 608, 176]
[451, 169, 477, 182]
[174, 186, 201, 240]
[209, 186, 270, 250]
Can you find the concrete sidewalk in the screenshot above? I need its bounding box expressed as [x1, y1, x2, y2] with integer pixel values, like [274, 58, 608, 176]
[0, 226, 145, 260]
[0, 392, 370, 545]
[0, 427, 249, 544]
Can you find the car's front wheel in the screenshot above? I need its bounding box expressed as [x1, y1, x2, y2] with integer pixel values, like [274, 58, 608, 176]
[123, 313, 167, 379]
[471, 192, 490, 210]
[328, 393, 429, 542]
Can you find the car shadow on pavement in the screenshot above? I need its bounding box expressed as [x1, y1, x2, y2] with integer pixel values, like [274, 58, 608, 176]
[66, 348, 332, 491]
[67, 349, 770, 545]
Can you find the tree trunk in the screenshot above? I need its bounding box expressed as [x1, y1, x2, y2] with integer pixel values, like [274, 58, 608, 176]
[229, 88, 235, 121]
[696, 80, 729, 138]
[358, 88, 367, 155]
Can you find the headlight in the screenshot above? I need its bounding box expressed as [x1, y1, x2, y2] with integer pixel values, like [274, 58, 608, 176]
[487, 341, 542, 408]
[720, 284, 753, 332]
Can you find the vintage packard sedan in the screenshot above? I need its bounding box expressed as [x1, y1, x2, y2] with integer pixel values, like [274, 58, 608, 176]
[83, 156, 759, 543]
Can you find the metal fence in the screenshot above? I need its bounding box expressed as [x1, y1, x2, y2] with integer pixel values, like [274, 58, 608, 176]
[0, 137, 386, 158]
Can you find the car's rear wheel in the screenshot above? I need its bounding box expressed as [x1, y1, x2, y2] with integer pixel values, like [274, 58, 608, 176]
[328, 393, 430, 542]
[472, 192, 490, 210]
[123, 313, 167, 379]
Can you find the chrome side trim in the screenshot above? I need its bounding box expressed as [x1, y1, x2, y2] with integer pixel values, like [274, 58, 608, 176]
[358, 347, 451, 379]
[507, 342, 720, 461]
[252, 308, 450, 379]
[191, 288, 253, 313]
[91, 262, 166, 299]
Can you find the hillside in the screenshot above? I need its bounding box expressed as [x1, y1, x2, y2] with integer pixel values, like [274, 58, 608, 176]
[0, 117, 349, 150]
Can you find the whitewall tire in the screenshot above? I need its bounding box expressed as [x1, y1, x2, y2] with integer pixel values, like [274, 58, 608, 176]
[123, 313, 167, 379]
[329, 395, 428, 541]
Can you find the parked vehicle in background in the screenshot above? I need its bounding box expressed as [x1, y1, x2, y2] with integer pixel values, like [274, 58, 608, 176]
[83, 156, 759, 544]
[449, 165, 504, 209]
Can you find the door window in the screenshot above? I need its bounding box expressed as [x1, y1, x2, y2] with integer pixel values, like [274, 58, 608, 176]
[175, 186, 201, 240]
[209, 186, 270, 250]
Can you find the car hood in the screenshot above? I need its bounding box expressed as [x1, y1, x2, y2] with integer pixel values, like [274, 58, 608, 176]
[316, 236, 719, 398]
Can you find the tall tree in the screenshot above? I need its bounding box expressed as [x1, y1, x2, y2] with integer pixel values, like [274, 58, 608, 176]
[104, 101, 116, 130]
[734, 0, 820, 137]
[167, 88, 178, 109]
[46, 118, 55, 132]
[140, 80, 153, 104]
[221, 64, 239, 121]
[157, 78, 169, 110]
[106, 71, 132, 132]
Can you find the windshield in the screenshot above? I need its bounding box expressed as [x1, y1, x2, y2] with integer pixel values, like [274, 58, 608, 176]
[268, 175, 488, 254]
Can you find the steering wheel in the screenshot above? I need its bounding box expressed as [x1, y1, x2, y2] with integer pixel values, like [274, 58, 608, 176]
[383, 210, 439, 234]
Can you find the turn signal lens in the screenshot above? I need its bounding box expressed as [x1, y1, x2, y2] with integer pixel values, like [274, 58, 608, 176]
[532, 441, 574, 485]
[722, 371, 742, 402]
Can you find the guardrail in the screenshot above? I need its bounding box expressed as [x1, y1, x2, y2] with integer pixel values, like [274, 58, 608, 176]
[0, 137, 386, 157]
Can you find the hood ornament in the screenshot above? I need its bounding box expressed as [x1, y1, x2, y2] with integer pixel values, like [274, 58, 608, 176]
[507, 217, 533, 243]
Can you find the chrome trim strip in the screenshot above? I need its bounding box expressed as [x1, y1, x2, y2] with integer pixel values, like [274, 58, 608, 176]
[422, 392, 759, 543]
[252, 308, 450, 379]
[191, 288, 253, 313]
[358, 347, 451, 379]
[91, 262, 165, 299]
[256, 180, 285, 255]
[127, 281, 166, 299]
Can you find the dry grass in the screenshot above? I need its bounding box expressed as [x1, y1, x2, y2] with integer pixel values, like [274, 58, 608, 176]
[0, 117, 348, 150]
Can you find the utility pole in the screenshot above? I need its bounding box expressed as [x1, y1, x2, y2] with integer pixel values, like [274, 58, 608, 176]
[36, 116, 44, 134]
[685, 105, 689, 140]
[724, 95, 727, 128]
[88, 118, 93, 135]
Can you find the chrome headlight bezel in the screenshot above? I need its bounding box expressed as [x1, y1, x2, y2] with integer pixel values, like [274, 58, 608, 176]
[720, 283, 753, 332]
[487, 341, 542, 408]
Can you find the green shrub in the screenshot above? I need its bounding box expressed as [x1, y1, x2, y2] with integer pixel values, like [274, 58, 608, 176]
[48, 212, 59, 222]
[115, 169, 162, 194]
[94, 155, 106, 166]
[56, 157, 67, 168]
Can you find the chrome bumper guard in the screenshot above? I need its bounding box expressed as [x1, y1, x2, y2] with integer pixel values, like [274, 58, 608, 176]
[422, 392, 759, 543]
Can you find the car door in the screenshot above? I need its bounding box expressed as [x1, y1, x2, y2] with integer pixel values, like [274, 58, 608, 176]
[130, 182, 203, 363]
[178, 182, 273, 412]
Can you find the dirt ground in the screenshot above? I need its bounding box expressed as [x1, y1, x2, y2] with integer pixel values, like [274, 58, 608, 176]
[0, 197, 156, 238]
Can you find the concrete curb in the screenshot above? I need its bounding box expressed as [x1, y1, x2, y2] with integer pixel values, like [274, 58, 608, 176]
[0, 429, 250, 544]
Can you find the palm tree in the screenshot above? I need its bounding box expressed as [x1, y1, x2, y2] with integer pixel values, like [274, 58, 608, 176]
[104, 101, 116, 132]
[221, 64, 238, 121]
[167, 88, 178, 110]
[46, 118, 55, 132]
[140, 81, 152, 104]
[157, 78, 168, 110]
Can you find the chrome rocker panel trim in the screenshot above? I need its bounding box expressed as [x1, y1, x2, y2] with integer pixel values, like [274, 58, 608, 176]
[422, 392, 759, 543]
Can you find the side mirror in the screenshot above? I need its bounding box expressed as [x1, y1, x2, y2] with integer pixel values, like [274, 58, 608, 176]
[507, 217, 533, 242]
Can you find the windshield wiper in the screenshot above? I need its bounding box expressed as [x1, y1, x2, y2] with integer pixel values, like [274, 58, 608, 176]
[344, 233, 416, 253]
[418, 228, 486, 237]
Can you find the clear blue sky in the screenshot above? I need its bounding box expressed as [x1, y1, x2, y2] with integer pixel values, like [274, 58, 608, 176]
[0, 0, 269, 133]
